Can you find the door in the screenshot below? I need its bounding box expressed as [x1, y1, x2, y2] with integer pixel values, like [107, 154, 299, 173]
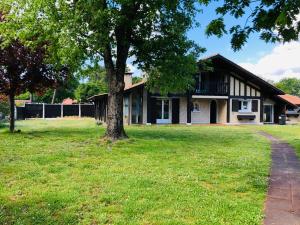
[264, 105, 274, 123]
[172, 98, 180, 124]
[156, 99, 170, 124]
[210, 100, 217, 124]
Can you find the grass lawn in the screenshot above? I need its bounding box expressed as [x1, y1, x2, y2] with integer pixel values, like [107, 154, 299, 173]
[0, 119, 271, 225]
[256, 124, 300, 156]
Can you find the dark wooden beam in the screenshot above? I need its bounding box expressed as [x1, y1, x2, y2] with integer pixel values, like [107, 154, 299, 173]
[227, 98, 230, 123]
[187, 92, 192, 124]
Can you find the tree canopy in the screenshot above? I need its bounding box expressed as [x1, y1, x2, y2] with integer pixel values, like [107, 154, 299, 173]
[206, 0, 300, 51]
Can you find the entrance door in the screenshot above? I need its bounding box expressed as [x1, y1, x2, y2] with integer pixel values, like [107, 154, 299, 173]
[210, 100, 217, 124]
[264, 105, 274, 123]
[156, 99, 170, 124]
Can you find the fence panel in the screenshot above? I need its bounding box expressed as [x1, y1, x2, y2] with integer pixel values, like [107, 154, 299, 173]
[63, 105, 79, 117]
[81, 104, 95, 117]
[25, 104, 43, 118]
[45, 104, 61, 118]
[16, 107, 25, 120]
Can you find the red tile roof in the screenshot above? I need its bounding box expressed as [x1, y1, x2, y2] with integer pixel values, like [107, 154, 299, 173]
[62, 98, 77, 105]
[278, 94, 300, 106]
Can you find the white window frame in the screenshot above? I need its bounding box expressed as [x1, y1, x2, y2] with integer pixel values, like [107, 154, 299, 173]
[192, 102, 201, 112]
[156, 99, 171, 124]
[238, 99, 252, 113]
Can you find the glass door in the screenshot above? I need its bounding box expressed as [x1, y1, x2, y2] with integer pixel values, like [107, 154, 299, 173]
[156, 99, 170, 124]
[264, 105, 274, 123]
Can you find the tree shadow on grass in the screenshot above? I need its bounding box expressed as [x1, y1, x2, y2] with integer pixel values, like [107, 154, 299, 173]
[0, 121, 8, 130]
[0, 194, 79, 225]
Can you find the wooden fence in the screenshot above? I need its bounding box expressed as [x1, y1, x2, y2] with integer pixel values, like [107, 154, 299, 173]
[16, 103, 95, 120]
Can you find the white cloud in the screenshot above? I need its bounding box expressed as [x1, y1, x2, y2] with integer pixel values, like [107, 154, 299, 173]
[239, 41, 300, 82]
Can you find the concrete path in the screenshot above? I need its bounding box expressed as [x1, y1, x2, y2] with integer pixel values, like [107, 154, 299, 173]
[259, 132, 300, 225]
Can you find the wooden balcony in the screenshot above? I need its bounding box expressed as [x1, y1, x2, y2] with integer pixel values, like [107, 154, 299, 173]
[194, 81, 229, 96]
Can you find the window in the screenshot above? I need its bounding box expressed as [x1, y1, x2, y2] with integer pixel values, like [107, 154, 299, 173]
[232, 99, 253, 113]
[192, 102, 200, 112]
[123, 96, 129, 118]
[156, 99, 170, 124]
[238, 100, 251, 113]
[131, 93, 142, 124]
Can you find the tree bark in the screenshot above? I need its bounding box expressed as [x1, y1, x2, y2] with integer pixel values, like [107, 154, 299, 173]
[51, 89, 57, 104]
[106, 80, 127, 140]
[104, 49, 128, 140]
[8, 94, 15, 133]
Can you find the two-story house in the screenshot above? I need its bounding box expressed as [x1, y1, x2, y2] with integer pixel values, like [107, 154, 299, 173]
[89, 54, 291, 125]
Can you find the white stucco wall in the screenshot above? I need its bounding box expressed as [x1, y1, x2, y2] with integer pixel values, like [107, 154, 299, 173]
[179, 97, 187, 124]
[286, 115, 300, 124]
[191, 99, 210, 124]
[217, 100, 227, 124]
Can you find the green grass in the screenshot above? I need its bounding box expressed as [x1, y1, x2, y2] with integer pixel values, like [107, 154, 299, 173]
[256, 124, 300, 156]
[0, 119, 271, 225]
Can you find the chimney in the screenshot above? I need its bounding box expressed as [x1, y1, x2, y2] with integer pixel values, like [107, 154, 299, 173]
[124, 72, 133, 89]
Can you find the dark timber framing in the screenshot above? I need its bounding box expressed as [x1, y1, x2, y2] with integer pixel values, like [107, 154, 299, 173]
[187, 92, 192, 124]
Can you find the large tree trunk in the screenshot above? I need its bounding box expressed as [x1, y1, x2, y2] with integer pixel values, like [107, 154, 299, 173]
[8, 94, 15, 133]
[105, 70, 127, 140]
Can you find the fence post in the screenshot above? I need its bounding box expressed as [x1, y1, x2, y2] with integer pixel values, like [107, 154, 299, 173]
[79, 104, 81, 118]
[61, 104, 64, 118]
[43, 103, 45, 119]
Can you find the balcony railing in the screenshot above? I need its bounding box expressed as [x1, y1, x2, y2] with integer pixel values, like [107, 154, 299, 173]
[195, 81, 228, 96]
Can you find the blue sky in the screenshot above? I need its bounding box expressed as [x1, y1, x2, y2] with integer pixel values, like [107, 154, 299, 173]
[188, 2, 275, 64]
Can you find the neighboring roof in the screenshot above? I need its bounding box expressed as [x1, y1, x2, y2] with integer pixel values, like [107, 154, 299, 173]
[62, 98, 77, 105]
[200, 54, 285, 95]
[278, 94, 300, 106]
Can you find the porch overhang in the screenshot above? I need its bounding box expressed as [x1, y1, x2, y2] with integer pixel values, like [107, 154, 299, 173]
[192, 95, 228, 99]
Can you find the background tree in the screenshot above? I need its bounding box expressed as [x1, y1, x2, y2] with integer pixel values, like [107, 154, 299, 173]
[275, 78, 300, 96]
[75, 83, 102, 103]
[0, 39, 67, 132]
[34, 75, 79, 103]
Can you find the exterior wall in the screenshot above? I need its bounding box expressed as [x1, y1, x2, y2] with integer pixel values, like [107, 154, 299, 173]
[217, 100, 227, 123]
[229, 98, 261, 124]
[179, 97, 187, 124]
[229, 75, 261, 98]
[142, 88, 148, 124]
[191, 99, 210, 124]
[286, 115, 300, 124]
